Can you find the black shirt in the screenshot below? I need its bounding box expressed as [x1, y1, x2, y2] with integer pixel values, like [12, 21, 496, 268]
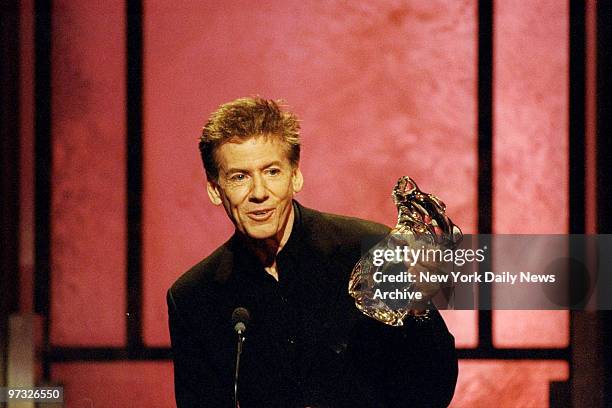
[168, 202, 458, 407]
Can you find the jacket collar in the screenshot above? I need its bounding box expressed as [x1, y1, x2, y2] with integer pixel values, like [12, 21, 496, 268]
[228, 200, 305, 280]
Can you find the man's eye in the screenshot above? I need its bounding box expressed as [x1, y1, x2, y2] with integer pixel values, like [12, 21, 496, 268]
[266, 168, 281, 176]
[230, 174, 247, 182]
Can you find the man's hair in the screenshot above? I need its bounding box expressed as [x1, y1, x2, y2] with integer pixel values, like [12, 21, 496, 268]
[199, 97, 301, 182]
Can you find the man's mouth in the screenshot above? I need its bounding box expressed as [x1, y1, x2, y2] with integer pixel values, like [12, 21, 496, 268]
[247, 208, 274, 221]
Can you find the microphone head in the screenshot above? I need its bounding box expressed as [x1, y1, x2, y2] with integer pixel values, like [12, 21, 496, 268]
[231, 307, 250, 333]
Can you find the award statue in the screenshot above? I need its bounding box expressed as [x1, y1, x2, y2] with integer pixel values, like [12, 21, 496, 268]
[348, 176, 463, 326]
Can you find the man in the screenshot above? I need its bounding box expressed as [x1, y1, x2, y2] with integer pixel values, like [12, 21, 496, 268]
[168, 97, 458, 407]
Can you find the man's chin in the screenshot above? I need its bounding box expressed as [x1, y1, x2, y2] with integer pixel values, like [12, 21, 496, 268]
[243, 226, 277, 241]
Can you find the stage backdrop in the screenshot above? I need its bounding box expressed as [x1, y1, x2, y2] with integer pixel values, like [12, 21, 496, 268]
[19, 0, 571, 406]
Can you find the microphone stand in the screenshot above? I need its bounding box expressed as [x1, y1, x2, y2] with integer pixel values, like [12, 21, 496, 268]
[234, 329, 245, 408]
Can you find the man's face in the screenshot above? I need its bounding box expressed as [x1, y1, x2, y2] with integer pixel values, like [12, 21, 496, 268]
[207, 135, 303, 243]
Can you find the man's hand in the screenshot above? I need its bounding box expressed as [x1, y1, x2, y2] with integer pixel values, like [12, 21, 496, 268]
[394, 235, 453, 309]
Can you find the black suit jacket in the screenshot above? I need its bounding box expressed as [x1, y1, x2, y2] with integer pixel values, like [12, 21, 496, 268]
[168, 202, 458, 407]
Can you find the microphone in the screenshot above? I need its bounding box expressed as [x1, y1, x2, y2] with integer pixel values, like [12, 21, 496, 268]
[231, 307, 250, 408]
[232, 307, 250, 335]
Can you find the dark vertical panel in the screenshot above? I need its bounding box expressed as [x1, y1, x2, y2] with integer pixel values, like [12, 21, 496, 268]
[572, 3, 603, 405]
[597, 0, 612, 234]
[34, 0, 52, 380]
[0, 0, 21, 386]
[127, 0, 144, 354]
[568, 1, 585, 405]
[569, 0, 585, 234]
[597, 2, 612, 405]
[0, 2, 20, 310]
[477, 0, 493, 235]
[477, 0, 493, 348]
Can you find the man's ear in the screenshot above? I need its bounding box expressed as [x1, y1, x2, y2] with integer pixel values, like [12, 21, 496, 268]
[206, 180, 223, 206]
[292, 168, 304, 193]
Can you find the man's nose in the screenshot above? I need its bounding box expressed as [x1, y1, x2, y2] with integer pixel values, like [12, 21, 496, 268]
[249, 174, 269, 202]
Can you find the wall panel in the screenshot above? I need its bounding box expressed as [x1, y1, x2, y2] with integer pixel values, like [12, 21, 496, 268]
[450, 360, 569, 407]
[50, 0, 126, 346]
[51, 362, 174, 408]
[493, 310, 570, 348]
[493, 0, 568, 234]
[492, 0, 569, 348]
[441, 310, 478, 348]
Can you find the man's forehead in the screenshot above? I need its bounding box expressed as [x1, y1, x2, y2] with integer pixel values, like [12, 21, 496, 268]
[215, 135, 293, 170]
